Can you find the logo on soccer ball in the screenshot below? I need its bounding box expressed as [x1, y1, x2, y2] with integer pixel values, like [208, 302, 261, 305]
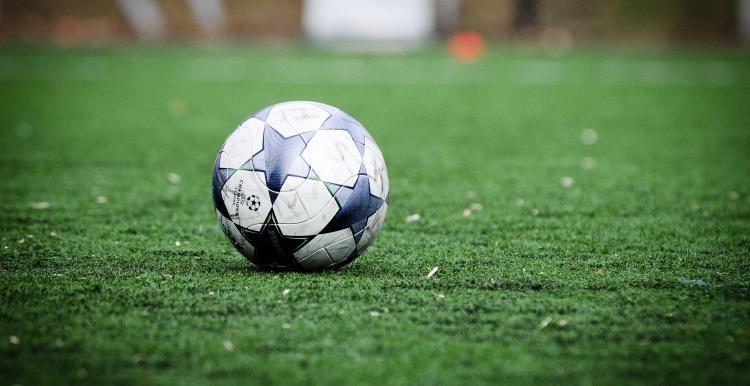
[246, 194, 261, 211]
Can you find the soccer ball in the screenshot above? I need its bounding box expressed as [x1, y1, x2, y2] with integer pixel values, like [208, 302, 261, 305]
[212, 101, 389, 271]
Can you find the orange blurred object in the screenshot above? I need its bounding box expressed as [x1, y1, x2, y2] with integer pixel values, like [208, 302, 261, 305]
[448, 31, 486, 62]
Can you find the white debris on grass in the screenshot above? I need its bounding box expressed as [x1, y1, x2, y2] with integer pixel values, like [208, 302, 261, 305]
[405, 213, 420, 223]
[581, 128, 598, 145]
[208, 291, 215, 296]
[531, 208, 540, 216]
[469, 203, 483, 211]
[369, 311, 380, 317]
[580, 157, 597, 170]
[9, 335, 20, 345]
[175, 240, 181, 247]
[426, 266, 439, 279]
[515, 198, 525, 206]
[96, 195, 108, 204]
[168, 172, 181, 184]
[561, 177, 574, 188]
[282, 288, 290, 296]
[31, 202, 50, 209]
[49, 232, 57, 237]
[281, 322, 291, 329]
[223, 340, 235, 351]
[539, 318, 569, 328]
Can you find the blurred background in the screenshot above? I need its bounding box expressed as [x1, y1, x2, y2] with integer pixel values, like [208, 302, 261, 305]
[1, 3, 749, 384]
[0, 0, 747, 49]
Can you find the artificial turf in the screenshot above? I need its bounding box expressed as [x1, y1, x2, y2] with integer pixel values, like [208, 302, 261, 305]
[0, 45, 749, 385]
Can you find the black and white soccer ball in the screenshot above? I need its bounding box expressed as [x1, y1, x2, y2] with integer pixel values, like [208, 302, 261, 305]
[212, 101, 389, 270]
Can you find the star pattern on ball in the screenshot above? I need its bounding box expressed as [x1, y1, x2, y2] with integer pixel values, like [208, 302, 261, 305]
[250, 124, 312, 202]
[240, 212, 313, 269]
[323, 174, 384, 242]
[318, 113, 371, 155]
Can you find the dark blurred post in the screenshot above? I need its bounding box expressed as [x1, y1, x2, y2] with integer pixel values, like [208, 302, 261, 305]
[741, 0, 750, 43]
[513, 0, 537, 31]
[435, 0, 460, 36]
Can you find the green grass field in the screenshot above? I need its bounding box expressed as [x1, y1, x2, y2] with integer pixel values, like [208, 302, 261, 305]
[1, 46, 749, 385]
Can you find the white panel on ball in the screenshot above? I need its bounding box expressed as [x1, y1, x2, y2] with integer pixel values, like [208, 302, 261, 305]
[215, 209, 255, 257]
[362, 137, 389, 199]
[276, 199, 339, 237]
[265, 101, 331, 138]
[272, 191, 308, 225]
[221, 118, 264, 169]
[357, 202, 388, 254]
[275, 177, 340, 236]
[240, 117, 265, 153]
[325, 234, 357, 263]
[302, 130, 362, 187]
[294, 228, 353, 261]
[296, 248, 333, 270]
[221, 170, 272, 230]
[275, 175, 334, 216]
